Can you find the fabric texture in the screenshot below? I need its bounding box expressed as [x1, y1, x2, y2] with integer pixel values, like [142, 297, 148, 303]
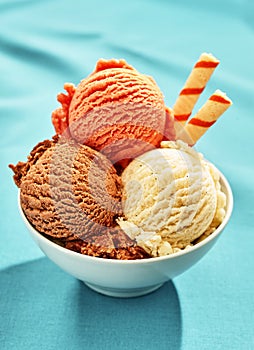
[1, 0, 253, 349]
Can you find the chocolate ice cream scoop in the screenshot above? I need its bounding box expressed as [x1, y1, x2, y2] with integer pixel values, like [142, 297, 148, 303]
[10, 136, 150, 259]
[9, 136, 123, 241]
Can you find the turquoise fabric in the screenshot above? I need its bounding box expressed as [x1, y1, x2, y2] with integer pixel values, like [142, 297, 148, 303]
[1, 0, 253, 349]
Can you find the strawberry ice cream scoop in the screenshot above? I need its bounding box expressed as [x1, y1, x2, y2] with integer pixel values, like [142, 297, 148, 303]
[52, 59, 175, 165]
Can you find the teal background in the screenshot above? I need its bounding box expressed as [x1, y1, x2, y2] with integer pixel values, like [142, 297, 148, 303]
[1, 0, 253, 349]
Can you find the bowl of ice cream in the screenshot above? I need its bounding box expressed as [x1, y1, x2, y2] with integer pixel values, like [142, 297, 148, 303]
[10, 54, 234, 297]
[18, 165, 233, 298]
[14, 136, 233, 298]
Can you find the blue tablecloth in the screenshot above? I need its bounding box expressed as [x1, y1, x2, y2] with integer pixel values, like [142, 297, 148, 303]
[1, 1, 253, 349]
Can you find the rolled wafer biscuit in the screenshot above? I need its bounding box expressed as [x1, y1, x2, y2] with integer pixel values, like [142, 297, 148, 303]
[173, 53, 220, 125]
[184, 89, 232, 145]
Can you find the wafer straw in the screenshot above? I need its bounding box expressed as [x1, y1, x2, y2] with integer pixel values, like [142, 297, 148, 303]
[184, 89, 232, 145]
[173, 53, 220, 126]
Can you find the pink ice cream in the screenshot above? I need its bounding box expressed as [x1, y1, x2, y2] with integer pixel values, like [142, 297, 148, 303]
[52, 59, 175, 165]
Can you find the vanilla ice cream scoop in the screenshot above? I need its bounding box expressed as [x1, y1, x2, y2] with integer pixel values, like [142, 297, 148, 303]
[117, 140, 226, 256]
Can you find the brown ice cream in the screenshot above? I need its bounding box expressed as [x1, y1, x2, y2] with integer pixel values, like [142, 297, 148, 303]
[10, 136, 149, 259]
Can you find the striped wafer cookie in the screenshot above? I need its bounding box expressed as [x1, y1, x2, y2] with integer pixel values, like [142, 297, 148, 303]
[184, 89, 232, 145]
[173, 53, 220, 125]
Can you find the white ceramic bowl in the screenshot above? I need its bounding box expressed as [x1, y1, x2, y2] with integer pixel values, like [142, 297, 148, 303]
[19, 170, 233, 298]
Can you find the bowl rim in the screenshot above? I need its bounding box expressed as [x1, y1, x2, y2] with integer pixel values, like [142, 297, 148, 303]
[18, 166, 233, 265]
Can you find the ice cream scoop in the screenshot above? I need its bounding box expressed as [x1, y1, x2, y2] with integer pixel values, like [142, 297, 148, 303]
[117, 141, 226, 256]
[52, 59, 175, 165]
[9, 136, 151, 259]
[9, 136, 123, 240]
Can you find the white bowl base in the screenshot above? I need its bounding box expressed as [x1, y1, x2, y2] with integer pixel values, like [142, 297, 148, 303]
[84, 281, 164, 298]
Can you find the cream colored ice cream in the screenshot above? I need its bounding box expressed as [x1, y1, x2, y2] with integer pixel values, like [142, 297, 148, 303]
[117, 140, 226, 257]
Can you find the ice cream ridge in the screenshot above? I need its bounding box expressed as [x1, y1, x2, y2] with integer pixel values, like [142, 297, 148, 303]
[10, 53, 232, 259]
